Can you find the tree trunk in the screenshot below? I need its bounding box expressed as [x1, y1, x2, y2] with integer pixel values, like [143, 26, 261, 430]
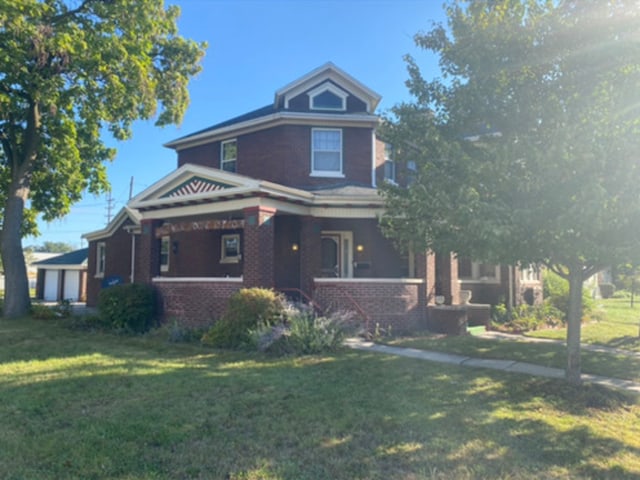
[565, 269, 584, 385]
[1, 183, 31, 318]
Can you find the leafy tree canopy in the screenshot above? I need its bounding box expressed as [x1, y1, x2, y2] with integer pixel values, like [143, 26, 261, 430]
[26, 241, 75, 253]
[380, 0, 640, 383]
[0, 0, 206, 317]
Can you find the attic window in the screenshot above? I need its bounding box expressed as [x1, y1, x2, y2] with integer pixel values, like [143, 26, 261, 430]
[308, 82, 347, 111]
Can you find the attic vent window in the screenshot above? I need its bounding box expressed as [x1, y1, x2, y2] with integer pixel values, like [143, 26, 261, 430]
[308, 83, 347, 111]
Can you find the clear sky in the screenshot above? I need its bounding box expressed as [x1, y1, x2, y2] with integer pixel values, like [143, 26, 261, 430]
[26, 0, 447, 250]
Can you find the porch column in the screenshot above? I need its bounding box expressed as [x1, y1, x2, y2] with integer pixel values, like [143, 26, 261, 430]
[436, 252, 460, 305]
[299, 216, 321, 296]
[416, 250, 436, 306]
[242, 206, 276, 288]
[138, 219, 162, 284]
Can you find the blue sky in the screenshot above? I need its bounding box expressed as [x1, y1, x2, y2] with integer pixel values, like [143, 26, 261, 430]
[27, 0, 447, 249]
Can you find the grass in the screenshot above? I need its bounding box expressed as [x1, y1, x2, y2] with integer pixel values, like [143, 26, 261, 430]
[388, 297, 640, 383]
[528, 297, 640, 351]
[1, 316, 640, 479]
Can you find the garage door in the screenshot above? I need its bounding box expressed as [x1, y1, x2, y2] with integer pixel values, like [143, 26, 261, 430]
[44, 270, 59, 301]
[63, 271, 80, 301]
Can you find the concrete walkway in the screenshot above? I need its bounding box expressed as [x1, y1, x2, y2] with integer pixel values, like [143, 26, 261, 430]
[344, 337, 640, 394]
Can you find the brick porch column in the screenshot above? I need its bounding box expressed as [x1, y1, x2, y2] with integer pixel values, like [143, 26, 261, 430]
[436, 252, 460, 305]
[416, 250, 436, 306]
[138, 219, 162, 284]
[242, 206, 276, 288]
[299, 216, 321, 297]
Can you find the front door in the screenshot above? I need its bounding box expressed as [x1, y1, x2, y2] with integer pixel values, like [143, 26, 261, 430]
[321, 231, 353, 278]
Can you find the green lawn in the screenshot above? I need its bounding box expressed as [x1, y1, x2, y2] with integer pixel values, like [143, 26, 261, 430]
[528, 297, 640, 351]
[387, 297, 640, 383]
[1, 317, 640, 479]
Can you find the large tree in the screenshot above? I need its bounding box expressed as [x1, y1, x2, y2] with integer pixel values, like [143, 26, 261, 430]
[380, 0, 640, 384]
[0, 0, 206, 317]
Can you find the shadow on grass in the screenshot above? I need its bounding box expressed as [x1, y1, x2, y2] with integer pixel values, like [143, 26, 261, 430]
[0, 318, 639, 479]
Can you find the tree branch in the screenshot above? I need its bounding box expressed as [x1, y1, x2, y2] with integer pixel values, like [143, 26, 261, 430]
[48, 0, 106, 25]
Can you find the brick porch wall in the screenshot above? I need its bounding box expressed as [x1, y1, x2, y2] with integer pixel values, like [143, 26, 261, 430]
[153, 278, 243, 327]
[313, 279, 426, 334]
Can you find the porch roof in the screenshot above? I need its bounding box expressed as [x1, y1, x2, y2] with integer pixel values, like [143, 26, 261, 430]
[128, 164, 384, 219]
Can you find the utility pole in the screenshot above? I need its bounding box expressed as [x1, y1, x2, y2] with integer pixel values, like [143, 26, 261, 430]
[105, 191, 115, 224]
[129, 176, 134, 200]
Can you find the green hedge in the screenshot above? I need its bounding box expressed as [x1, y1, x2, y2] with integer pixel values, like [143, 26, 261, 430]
[97, 283, 158, 333]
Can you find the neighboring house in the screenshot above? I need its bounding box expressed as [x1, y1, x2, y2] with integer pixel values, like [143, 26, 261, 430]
[33, 248, 89, 302]
[83, 63, 540, 331]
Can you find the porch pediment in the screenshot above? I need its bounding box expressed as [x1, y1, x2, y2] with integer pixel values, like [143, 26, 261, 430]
[129, 164, 261, 208]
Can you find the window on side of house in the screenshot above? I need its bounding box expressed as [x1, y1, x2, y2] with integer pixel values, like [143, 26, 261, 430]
[458, 258, 500, 283]
[311, 128, 343, 176]
[220, 233, 241, 264]
[160, 236, 170, 272]
[96, 242, 106, 278]
[383, 143, 396, 183]
[221, 139, 237, 173]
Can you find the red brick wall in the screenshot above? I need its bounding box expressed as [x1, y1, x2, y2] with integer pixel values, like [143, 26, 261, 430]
[86, 222, 137, 306]
[242, 206, 275, 288]
[313, 280, 426, 334]
[177, 124, 374, 188]
[154, 279, 243, 327]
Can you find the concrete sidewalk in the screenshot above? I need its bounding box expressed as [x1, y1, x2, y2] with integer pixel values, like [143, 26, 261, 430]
[344, 338, 640, 394]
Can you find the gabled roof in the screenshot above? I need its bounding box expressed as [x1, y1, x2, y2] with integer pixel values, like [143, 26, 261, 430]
[82, 207, 141, 242]
[274, 62, 381, 112]
[128, 164, 384, 220]
[33, 248, 88, 269]
[164, 63, 381, 151]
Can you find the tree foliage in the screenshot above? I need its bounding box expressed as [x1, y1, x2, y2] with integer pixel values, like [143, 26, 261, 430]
[0, 0, 206, 317]
[380, 0, 640, 384]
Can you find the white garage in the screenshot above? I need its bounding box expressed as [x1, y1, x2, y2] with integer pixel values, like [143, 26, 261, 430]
[34, 248, 88, 302]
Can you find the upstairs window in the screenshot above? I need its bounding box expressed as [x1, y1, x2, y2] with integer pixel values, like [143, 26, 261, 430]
[308, 82, 347, 111]
[383, 143, 396, 183]
[96, 242, 106, 278]
[221, 139, 237, 173]
[311, 128, 343, 176]
[160, 236, 170, 272]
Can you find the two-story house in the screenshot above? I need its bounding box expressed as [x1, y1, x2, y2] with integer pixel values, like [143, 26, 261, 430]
[83, 63, 541, 332]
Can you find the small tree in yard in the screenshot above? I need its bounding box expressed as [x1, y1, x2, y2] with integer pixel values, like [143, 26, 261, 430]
[380, 0, 640, 385]
[0, 0, 206, 318]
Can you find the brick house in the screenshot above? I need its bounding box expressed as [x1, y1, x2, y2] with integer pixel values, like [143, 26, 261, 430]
[83, 63, 541, 332]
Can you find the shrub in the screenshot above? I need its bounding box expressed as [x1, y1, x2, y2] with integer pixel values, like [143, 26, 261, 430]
[249, 308, 356, 356]
[31, 304, 58, 320]
[491, 302, 564, 332]
[543, 270, 593, 321]
[202, 288, 285, 349]
[599, 283, 615, 299]
[162, 319, 209, 343]
[97, 283, 158, 333]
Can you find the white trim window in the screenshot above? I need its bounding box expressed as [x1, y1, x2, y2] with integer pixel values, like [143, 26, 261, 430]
[220, 233, 241, 264]
[221, 139, 237, 173]
[458, 258, 500, 283]
[308, 82, 348, 111]
[311, 128, 343, 177]
[383, 143, 396, 183]
[96, 242, 106, 278]
[160, 236, 170, 272]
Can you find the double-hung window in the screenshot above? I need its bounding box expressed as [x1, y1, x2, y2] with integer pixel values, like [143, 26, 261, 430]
[383, 143, 396, 183]
[311, 128, 342, 176]
[160, 236, 170, 272]
[220, 234, 241, 263]
[221, 139, 237, 173]
[96, 242, 106, 278]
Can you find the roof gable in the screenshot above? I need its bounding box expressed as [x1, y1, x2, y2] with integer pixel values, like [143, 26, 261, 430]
[274, 62, 381, 113]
